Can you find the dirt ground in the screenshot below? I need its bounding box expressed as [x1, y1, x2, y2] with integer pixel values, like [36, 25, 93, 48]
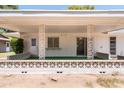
[0, 74, 124, 88]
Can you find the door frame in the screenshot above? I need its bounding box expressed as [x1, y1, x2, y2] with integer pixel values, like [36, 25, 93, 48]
[76, 37, 87, 56]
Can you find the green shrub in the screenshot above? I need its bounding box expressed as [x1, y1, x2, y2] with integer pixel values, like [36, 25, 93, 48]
[10, 37, 24, 54]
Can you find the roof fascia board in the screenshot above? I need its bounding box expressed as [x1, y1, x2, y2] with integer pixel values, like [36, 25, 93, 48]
[1, 10, 124, 17]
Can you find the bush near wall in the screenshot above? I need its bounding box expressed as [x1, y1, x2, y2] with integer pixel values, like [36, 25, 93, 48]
[95, 52, 109, 59]
[10, 37, 24, 54]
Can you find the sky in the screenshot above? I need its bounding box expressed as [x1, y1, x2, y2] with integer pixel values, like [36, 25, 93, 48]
[19, 5, 124, 10]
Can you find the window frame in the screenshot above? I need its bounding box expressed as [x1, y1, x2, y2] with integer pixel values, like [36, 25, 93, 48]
[48, 37, 59, 48]
[31, 38, 36, 46]
[110, 37, 116, 55]
[6, 42, 10, 47]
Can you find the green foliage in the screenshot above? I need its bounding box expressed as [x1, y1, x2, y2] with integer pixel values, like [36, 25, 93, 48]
[10, 37, 24, 54]
[68, 5, 95, 10]
[0, 5, 18, 9]
[0, 28, 6, 34]
[68, 5, 83, 10]
[10, 37, 17, 53]
[0, 28, 15, 34]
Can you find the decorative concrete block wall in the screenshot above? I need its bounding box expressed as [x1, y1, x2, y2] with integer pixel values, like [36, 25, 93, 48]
[0, 60, 123, 74]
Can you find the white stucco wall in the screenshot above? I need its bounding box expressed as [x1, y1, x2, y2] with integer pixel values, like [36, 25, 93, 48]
[109, 29, 124, 56]
[20, 26, 124, 57]
[94, 29, 124, 57]
[46, 33, 76, 57]
[21, 32, 88, 57]
[116, 36, 124, 56]
[45, 25, 87, 57]
[22, 32, 124, 57]
[20, 32, 39, 55]
[20, 25, 88, 57]
[94, 33, 110, 54]
[45, 33, 88, 57]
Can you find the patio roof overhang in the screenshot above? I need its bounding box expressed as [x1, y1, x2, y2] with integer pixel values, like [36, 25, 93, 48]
[0, 38, 9, 41]
[1, 10, 124, 32]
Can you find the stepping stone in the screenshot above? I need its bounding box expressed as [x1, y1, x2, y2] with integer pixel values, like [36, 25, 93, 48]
[50, 76, 58, 82]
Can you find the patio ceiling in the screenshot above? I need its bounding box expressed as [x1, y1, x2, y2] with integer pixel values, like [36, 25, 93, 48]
[1, 10, 124, 32]
[0, 16, 124, 26]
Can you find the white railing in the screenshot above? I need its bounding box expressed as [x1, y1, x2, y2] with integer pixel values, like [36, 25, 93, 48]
[0, 60, 124, 74]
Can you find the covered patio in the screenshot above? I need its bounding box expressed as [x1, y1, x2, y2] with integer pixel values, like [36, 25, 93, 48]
[1, 10, 124, 60]
[1, 10, 124, 74]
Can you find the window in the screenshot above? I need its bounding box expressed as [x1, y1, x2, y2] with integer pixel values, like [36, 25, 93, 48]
[6, 42, 9, 47]
[110, 37, 116, 55]
[48, 37, 59, 48]
[31, 38, 36, 46]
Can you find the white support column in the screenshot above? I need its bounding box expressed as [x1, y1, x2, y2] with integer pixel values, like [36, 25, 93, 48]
[87, 25, 94, 59]
[39, 25, 45, 60]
